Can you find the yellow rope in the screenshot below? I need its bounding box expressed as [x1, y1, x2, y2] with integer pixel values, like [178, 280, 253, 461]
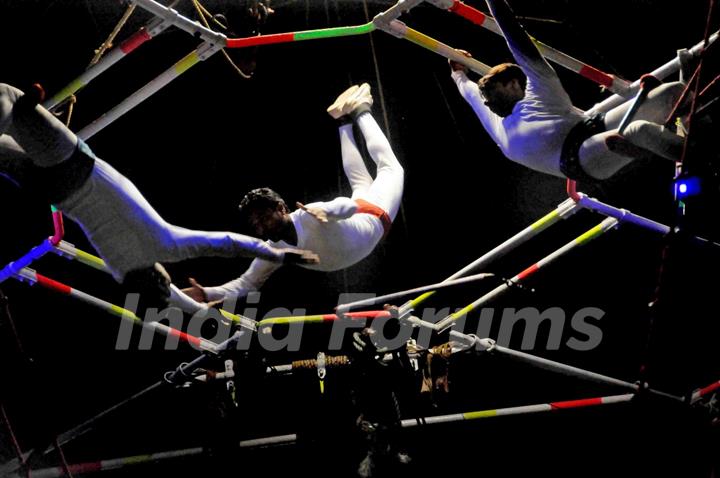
[191, 0, 253, 79]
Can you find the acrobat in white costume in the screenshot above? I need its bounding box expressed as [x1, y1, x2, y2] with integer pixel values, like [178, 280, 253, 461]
[0, 83, 313, 305]
[451, 0, 686, 181]
[188, 85, 404, 307]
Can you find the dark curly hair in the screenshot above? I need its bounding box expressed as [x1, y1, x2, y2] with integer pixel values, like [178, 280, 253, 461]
[238, 187, 287, 218]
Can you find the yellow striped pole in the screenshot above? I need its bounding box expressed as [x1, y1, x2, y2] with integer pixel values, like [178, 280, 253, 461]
[399, 198, 580, 315]
[435, 217, 618, 330]
[78, 42, 223, 140]
[401, 394, 634, 427]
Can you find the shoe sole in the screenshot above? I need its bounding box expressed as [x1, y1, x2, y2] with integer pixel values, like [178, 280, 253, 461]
[344, 83, 373, 115]
[327, 84, 360, 119]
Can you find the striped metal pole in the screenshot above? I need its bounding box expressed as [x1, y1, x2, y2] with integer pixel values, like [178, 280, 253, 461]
[78, 41, 223, 140]
[49, 241, 256, 330]
[575, 193, 671, 234]
[398, 198, 580, 316]
[435, 217, 618, 330]
[52, 241, 110, 273]
[336, 272, 495, 313]
[373, 0, 426, 24]
[690, 379, 720, 404]
[402, 393, 635, 427]
[133, 0, 226, 45]
[226, 23, 376, 48]
[225, 0, 425, 49]
[573, 192, 720, 247]
[0, 240, 54, 284]
[376, 19, 491, 75]
[49, 205, 64, 245]
[1, 206, 66, 284]
[587, 31, 719, 116]
[17, 434, 297, 478]
[44, 17, 172, 111]
[258, 310, 391, 329]
[13, 268, 218, 353]
[430, 0, 632, 96]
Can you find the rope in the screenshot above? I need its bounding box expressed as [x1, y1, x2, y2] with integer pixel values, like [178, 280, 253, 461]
[63, 95, 77, 127]
[191, 0, 253, 79]
[292, 355, 350, 370]
[430, 342, 453, 359]
[0, 289, 27, 358]
[0, 290, 29, 475]
[52, 3, 135, 123]
[89, 2, 137, 67]
[639, 0, 718, 386]
[360, 0, 409, 238]
[54, 437, 74, 478]
[0, 403, 26, 477]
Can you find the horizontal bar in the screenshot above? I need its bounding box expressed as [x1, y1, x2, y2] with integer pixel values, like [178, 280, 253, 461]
[226, 23, 375, 48]
[401, 393, 634, 427]
[439, 0, 631, 95]
[258, 310, 391, 328]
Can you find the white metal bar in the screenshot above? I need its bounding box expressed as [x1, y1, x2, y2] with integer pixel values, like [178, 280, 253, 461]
[78, 42, 223, 139]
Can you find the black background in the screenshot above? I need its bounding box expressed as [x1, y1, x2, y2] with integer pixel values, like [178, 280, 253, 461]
[0, 1, 719, 476]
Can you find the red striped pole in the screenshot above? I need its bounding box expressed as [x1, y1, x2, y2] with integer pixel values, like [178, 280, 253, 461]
[401, 394, 634, 427]
[15, 268, 217, 353]
[437, 0, 631, 95]
[44, 17, 172, 110]
[691, 379, 720, 403]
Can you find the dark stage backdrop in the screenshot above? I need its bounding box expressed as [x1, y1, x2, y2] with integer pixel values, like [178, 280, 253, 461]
[0, 1, 718, 476]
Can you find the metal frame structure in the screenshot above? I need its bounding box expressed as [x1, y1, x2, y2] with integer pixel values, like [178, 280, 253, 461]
[1, 0, 718, 475]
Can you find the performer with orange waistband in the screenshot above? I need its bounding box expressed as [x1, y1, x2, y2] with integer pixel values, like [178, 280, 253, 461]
[179, 83, 404, 308]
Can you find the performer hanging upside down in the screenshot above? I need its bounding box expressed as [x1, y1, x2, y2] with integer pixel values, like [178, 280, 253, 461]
[449, 0, 689, 181]
[0, 83, 319, 311]
[182, 83, 404, 307]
